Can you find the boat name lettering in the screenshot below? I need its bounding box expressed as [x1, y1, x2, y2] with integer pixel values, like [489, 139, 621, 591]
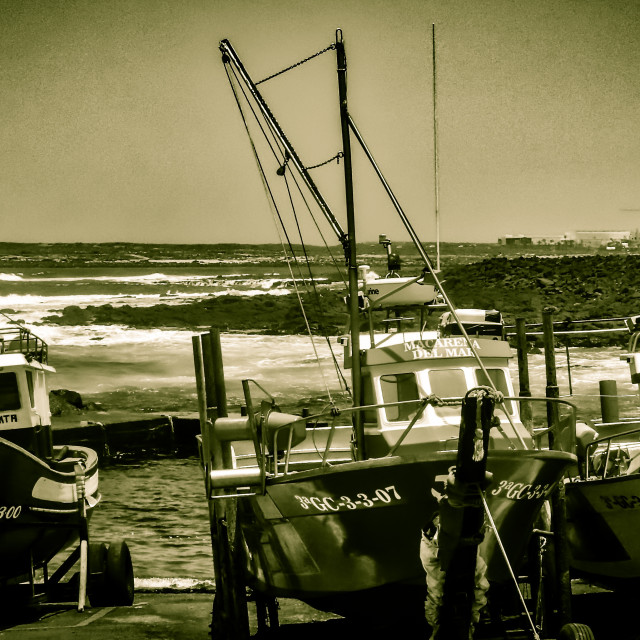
[490, 480, 556, 501]
[0, 414, 18, 424]
[404, 338, 481, 360]
[599, 494, 640, 510]
[0, 505, 22, 519]
[294, 485, 402, 512]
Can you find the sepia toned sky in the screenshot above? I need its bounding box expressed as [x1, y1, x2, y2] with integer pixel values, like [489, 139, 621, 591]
[1, 0, 639, 245]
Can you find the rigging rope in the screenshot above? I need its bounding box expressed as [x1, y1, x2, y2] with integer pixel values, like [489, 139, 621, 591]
[281, 171, 351, 396]
[255, 43, 336, 85]
[226, 61, 348, 291]
[223, 57, 350, 401]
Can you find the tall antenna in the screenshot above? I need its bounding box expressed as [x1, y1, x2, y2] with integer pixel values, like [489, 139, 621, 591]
[432, 23, 441, 271]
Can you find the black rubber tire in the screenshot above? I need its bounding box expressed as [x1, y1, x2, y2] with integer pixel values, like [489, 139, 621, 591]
[558, 623, 596, 640]
[103, 540, 135, 606]
[87, 542, 109, 607]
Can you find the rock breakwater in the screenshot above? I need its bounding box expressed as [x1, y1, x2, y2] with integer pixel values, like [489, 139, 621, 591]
[39, 255, 640, 343]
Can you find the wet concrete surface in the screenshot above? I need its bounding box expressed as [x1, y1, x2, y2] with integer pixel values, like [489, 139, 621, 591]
[0, 586, 637, 639]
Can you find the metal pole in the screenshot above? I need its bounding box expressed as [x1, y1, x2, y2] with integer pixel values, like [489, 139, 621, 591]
[347, 116, 436, 269]
[565, 344, 573, 395]
[432, 23, 441, 271]
[336, 29, 365, 460]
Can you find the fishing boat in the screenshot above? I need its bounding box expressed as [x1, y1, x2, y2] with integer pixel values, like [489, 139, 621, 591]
[550, 315, 640, 590]
[0, 323, 133, 610]
[194, 32, 589, 639]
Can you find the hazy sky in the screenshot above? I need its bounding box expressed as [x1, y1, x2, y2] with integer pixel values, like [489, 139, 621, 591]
[1, 0, 639, 244]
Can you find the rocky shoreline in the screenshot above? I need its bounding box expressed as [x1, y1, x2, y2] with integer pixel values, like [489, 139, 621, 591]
[32, 254, 640, 344]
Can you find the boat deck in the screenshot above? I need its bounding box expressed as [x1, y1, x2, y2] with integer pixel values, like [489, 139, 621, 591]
[0, 583, 629, 639]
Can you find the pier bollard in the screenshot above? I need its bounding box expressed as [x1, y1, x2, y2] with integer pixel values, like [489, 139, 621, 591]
[599, 380, 619, 424]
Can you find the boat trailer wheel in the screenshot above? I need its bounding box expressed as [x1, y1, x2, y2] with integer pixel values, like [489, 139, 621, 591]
[557, 623, 595, 640]
[87, 539, 135, 607]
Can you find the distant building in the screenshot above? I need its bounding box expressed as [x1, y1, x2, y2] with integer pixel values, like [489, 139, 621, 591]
[499, 235, 532, 245]
[498, 231, 631, 247]
[532, 234, 573, 245]
[574, 230, 631, 247]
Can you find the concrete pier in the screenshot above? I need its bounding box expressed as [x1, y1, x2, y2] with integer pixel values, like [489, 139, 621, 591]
[0, 583, 629, 639]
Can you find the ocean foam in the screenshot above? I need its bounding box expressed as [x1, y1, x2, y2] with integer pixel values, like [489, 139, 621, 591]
[134, 577, 215, 592]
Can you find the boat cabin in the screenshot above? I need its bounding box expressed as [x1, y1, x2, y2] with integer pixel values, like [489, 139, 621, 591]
[0, 327, 54, 457]
[345, 322, 532, 457]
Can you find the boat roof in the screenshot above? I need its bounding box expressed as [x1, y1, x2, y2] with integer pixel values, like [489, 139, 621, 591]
[344, 331, 513, 368]
[0, 352, 55, 372]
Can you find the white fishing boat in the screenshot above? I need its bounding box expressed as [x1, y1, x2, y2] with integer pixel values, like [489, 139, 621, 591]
[0, 323, 133, 610]
[194, 31, 593, 640]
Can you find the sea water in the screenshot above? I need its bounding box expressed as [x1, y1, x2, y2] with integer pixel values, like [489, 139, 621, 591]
[1, 260, 638, 585]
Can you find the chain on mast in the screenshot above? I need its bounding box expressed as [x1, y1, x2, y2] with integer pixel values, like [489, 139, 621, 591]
[219, 39, 348, 257]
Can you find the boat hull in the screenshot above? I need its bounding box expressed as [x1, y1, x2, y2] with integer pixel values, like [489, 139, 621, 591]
[239, 448, 574, 610]
[566, 474, 640, 586]
[0, 438, 100, 581]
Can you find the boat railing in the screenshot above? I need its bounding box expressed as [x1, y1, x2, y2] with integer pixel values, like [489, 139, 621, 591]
[0, 326, 48, 364]
[501, 396, 579, 455]
[583, 425, 640, 480]
[264, 402, 397, 477]
[264, 394, 578, 479]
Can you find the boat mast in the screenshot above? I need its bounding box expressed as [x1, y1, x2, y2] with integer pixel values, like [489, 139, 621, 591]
[335, 29, 365, 461]
[432, 23, 441, 271]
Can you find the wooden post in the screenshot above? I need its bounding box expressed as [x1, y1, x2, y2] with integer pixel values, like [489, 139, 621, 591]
[599, 379, 619, 423]
[193, 332, 249, 639]
[541, 309, 572, 628]
[209, 328, 228, 417]
[515, 318, 533, 429]
[542, 310, 560, 445]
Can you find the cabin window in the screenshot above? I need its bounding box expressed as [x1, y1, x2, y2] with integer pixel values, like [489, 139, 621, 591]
[380, 373, 419, 422]
[361, 372, 377, 422]
[428, 369, 467, 418]
[25, 370, 35, 408]
[0, 372, 21, 411]
[475, 368, 513, 415]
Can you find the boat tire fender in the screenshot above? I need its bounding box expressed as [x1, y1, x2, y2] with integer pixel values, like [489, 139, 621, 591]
[558, 622, 595, 640]
[103, 540, 135, 606]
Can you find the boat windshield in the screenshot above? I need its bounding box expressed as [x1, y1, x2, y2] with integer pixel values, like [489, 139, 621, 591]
[428, 369, 467, 418]
[380, 373, 420, 422]
[0, 372, 21, 412]
[475, 368, 513, 415]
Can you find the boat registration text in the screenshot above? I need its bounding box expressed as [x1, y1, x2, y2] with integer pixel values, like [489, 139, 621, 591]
[0, 506, 22, 519]
[600, 494, 640, 510]
[294, 485, 402, 512]
[491, 480, 557, 501]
